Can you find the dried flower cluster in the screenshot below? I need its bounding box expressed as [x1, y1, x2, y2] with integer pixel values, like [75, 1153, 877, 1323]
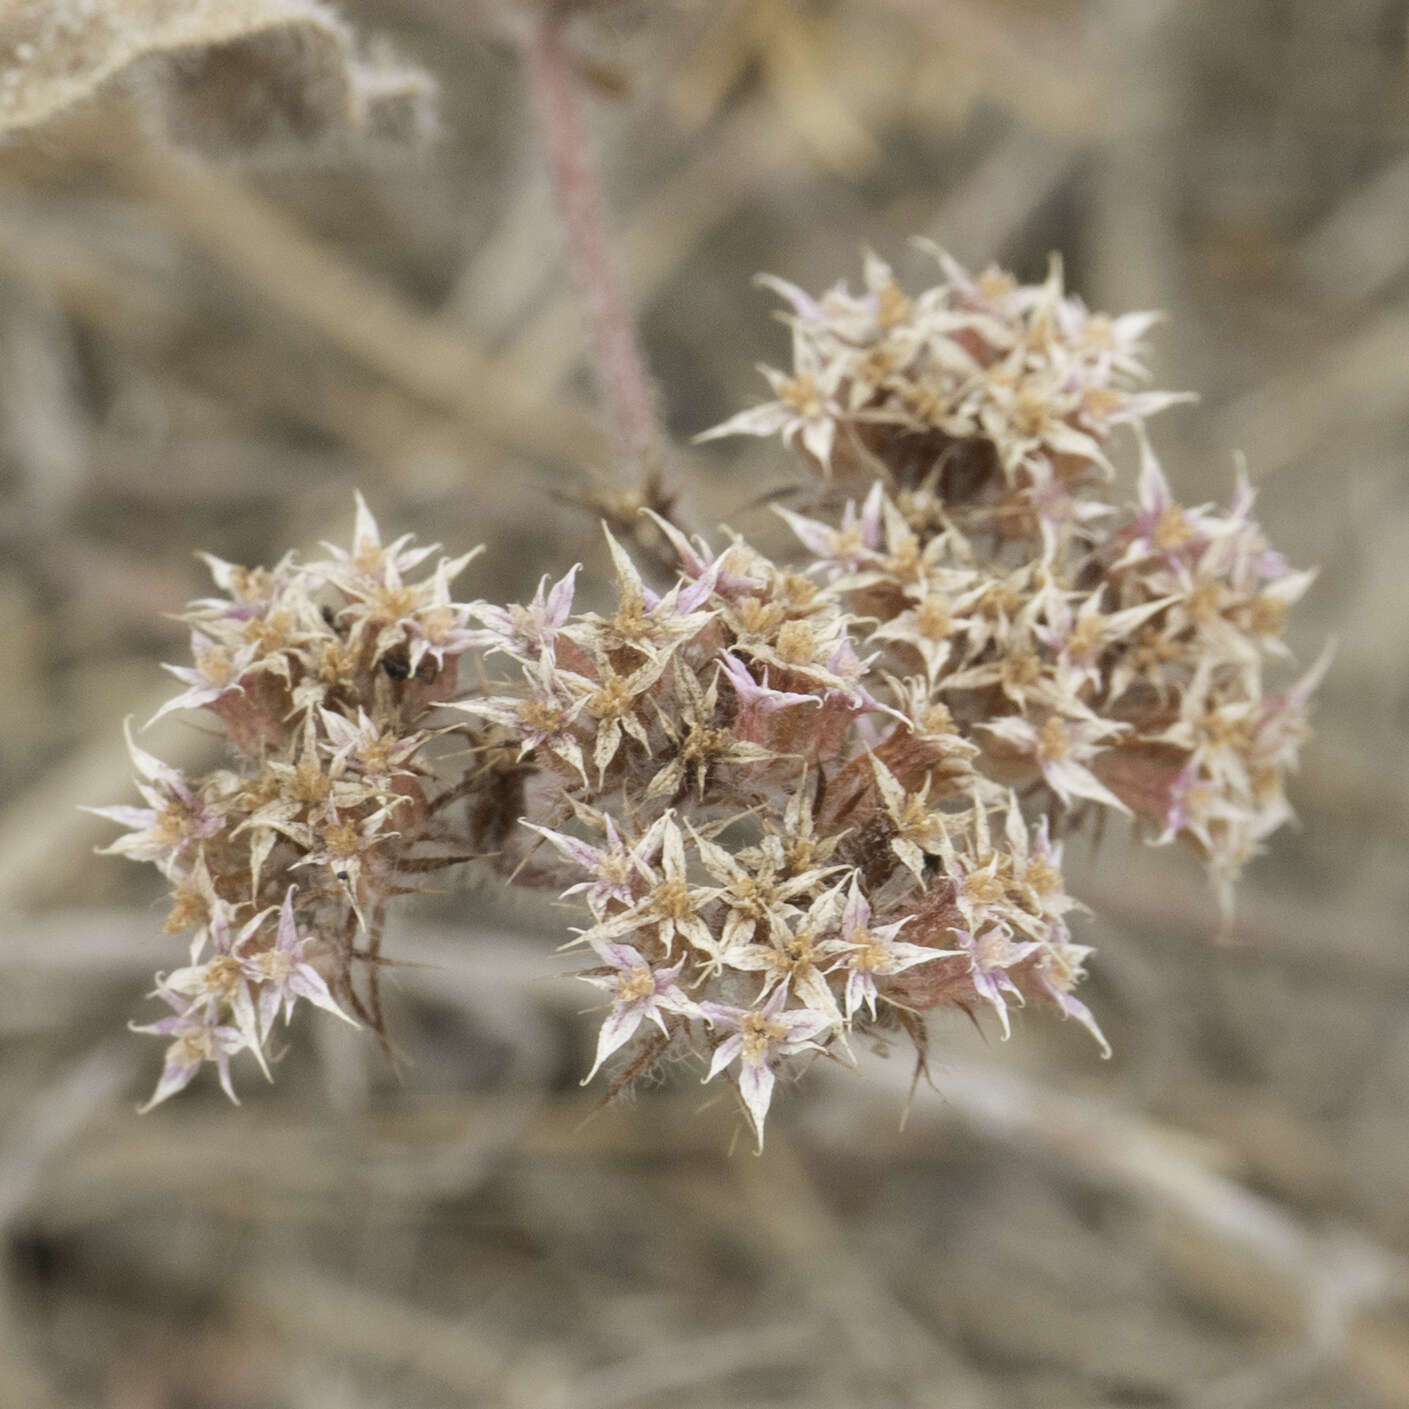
[94, 246, 1320, 1147]
[88, 513, 484, 1106]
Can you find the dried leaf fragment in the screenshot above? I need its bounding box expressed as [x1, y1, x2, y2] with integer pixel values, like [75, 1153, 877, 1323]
[0, 0, 436, 155]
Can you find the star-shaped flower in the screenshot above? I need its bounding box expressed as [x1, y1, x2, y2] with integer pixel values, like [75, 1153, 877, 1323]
[130, 987, 248, 1111]
[699, 987, 836, 1149]
[824, 879, 956, 1021]
[526, 810, 663, 919]
[1111, 433, 1229, 572]
[317, 707, 425, 787]
[981, 712, 1131, 814]
[774, 481, 885, 576]
[454, 655, 590, 785]
[237, 887, 356, 1037]
[948, 924, 1043, 1040]
[403, 551, 487, 676]
[574, 814, 721, 958]
[319, 490, 437, 583]
[695, 322, 847, 472]
[471, 563, 580, 663]
[578, 941, 702, 1082]
[86, 721, 224, 876]
[727, 884, 848, 1026]
[146, 631, 262, 727]
[646, 662, 775, 801]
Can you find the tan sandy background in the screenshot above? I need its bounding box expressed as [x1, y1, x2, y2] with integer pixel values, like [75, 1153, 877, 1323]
[1, 2, 1407, 1405]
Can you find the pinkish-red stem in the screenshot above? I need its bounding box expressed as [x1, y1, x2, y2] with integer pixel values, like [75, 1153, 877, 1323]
[522, 14, 665, 485]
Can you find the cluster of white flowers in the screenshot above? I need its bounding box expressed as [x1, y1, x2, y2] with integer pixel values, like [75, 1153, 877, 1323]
[89, 499, 486, 1106]
[707, 247, 1323, 912]
[95, 248, 1318, 1148]
[457, 508, 1103, 1144]
[700, 245, 1190, 552]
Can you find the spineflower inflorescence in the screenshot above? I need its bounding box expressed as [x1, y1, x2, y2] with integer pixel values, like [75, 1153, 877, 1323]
[94, 245, 1321, 1148]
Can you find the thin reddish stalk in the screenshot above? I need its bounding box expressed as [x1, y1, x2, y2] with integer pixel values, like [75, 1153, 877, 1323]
[522, 14, 665, 486]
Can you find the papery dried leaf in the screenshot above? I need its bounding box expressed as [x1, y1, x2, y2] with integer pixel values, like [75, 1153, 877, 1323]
[0, 0, 435, 155]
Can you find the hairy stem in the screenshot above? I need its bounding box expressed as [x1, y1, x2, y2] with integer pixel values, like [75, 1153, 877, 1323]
[522, 12, 666, 487]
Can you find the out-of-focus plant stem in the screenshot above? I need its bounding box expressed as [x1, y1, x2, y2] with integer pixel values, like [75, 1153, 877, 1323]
[522, 10, 667, 492]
